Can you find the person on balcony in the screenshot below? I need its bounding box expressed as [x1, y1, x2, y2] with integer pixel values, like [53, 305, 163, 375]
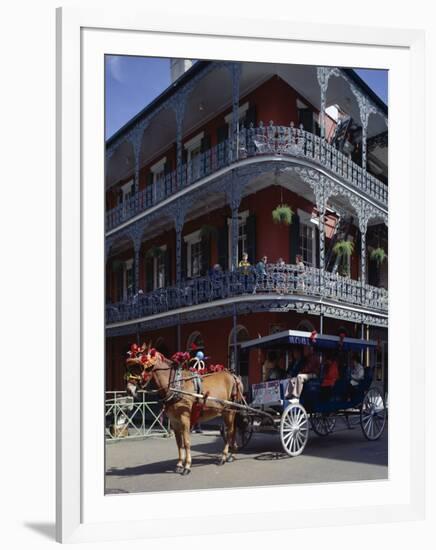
[254, 255, 268, 293]
[295, 254, 305, 291]
[238, 252, 251, 272]
[209, 263, 223, 299]
[274, 257, 286, 294]
[239, 252, 252, 292]
[286, 345, 320, 402]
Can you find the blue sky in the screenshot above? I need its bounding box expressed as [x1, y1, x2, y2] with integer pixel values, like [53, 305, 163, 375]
[105, 56, 388, 139]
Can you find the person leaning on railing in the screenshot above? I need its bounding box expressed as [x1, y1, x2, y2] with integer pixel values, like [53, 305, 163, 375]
[238, 252, 251, 292]
[253, 255, 268, 294]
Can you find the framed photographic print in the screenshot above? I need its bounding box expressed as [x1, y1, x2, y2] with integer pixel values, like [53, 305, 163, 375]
[56, 5, 425, 543]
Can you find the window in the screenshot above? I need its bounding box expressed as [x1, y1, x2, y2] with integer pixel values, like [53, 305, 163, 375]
[184, 132, 204, 182]
[184, 230, 202, 278]
[228, 325, 250, 386]
[298, 210, 317, 267]
[123, 259, 134, 300]
[153, 245, 167, 289]
[118, 179, 135, 208]
[227, 210, 249, 266]
[224, 102, 250, 136]
[150, 157, 167, 201]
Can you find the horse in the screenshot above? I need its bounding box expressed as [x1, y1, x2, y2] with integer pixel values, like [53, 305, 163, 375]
[126, 348, 244, 475]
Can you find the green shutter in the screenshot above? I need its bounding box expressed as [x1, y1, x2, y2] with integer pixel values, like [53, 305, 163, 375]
[201, 134, 211, 174]
[201, 236, 211, 276]
[289, 213, 301, 263]
[145, 257, 153, 292]
[217, 224, 229, 270]
[246, 214, 256, 265]
[181, 240, 188, 280]
[165, 249, 172, 286]
[298, 108, 314, 132]
[244, 105, 257, 128]
[217, 125, 229, 143]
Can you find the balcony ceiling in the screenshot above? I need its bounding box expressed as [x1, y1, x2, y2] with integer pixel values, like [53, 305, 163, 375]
[107, 62, 388, 186]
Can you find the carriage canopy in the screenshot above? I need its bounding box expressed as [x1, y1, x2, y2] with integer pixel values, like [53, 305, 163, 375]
[240, 329, 377, 352]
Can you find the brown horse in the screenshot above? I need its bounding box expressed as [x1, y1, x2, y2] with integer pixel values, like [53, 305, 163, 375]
[126, 350, 243, 475]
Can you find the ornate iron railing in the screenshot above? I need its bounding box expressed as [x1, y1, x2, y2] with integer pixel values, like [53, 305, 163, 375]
[106, 264, 388, 324]
[105, 124, 388, 231]
[105, 391, 171, 440]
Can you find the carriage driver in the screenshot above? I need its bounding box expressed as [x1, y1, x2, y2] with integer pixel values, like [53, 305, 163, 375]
[286, 345, 320, 402]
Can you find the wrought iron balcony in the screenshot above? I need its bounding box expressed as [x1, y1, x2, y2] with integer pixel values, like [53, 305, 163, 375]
[105, 124, 388, 232]
[106, 264, 388, 325]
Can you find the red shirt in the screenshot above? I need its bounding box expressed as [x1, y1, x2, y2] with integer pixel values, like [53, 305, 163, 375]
[321, 360, 339, 388]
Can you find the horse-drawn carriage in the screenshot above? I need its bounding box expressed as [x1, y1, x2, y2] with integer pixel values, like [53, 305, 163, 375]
[125, 329, 386, 473]
[227, 329, 387, 456]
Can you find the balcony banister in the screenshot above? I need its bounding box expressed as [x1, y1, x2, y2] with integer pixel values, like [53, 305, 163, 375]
[106, 264, 388, 324]
[105, 125, 388, 232]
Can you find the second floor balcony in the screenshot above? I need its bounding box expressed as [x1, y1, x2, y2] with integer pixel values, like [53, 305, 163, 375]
[106, 123, 388, 232]
[106, 263, 388, 326]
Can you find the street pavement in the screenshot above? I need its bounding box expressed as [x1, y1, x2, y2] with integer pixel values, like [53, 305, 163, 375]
[105, 421, 388, 494]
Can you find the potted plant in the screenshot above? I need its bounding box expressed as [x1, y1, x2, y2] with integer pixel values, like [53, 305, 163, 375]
[272, 204, 293, 226]
[333, 240, 354, 277]
[370, 247, 387, 266]
[145, 245, 163, 259]
[199, 224, 218, 240]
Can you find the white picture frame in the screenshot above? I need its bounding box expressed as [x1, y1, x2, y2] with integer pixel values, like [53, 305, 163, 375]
[56, 6, 426, 543]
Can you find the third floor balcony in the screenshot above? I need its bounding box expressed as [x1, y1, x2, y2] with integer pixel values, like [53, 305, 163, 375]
[106, 123, 388, 233]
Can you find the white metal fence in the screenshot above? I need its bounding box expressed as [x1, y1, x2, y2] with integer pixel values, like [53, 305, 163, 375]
[105, 391, 171, 441]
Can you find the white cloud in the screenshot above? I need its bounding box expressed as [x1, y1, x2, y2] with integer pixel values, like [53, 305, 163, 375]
[107, 56, 124, 83]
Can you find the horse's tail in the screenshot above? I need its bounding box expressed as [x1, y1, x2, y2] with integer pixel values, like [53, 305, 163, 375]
[230, 373, 244, 403]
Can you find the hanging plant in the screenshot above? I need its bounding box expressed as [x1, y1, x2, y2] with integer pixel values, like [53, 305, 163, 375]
[111, 259, 124, 272]
[145, 245, 163, 259]
[272, 204, 294, 225]
[370, 247, 387, 266]
[333, 240, 354, 277]
[199, 224, 218, 240]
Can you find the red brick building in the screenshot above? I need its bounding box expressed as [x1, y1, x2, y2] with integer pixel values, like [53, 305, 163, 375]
[105, 60, 388, 394]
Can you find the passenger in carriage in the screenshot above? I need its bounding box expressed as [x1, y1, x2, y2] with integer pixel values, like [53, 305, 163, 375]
[286, 345, 320, 402]
[349, 353, 365, 400]
[286, 347, 304, 377]
[320, 351, 339, 401]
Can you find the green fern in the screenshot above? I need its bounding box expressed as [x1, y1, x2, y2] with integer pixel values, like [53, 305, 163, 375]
[370, 247, 387, 266]
[272, 204, 294, 225]
[333, 240, 354, 277]
[145, 245, 163, 259]
[333, 240, 354, 258]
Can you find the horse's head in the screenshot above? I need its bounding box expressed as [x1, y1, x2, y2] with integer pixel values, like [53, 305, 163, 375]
[125, 345, 162, 398]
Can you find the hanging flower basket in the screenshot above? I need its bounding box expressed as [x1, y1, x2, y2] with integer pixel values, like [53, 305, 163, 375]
[272, 204, 294, 225]
[333, 240, 354, 277]
[145, 245, 163, 259]
[199, 224, 218, 240]
[370, 247, 387, 266]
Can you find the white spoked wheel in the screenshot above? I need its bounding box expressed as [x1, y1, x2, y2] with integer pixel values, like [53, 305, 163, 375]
[360, 388, 386, 441]
[311, 413, 336, 436]
[280, 403, 309, 457]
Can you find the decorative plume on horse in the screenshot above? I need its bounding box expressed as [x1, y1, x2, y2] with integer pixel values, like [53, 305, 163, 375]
[125, 342, 244, 475]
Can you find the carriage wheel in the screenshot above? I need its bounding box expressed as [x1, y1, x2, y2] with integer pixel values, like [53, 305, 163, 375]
[220, 414, 254, 450]
[280, 403, 309, 457]
[310, 413, 336, 436]
[360, 388, 386, 441]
